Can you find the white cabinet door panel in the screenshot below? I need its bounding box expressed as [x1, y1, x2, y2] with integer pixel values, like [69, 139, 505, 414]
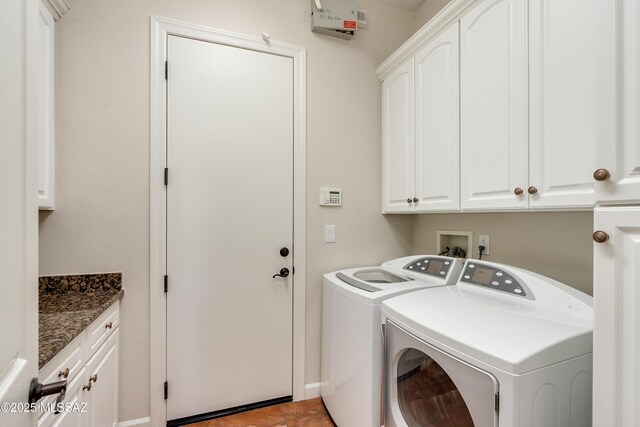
[460, 0, 528, 210]
[529, 0, 607, 208]
[382, 59, 415, 213]
[37, 1, 55, 210]
[414, 24, 459, 212]
[595, 0, 640, 204]
[593, 207, 640, 426]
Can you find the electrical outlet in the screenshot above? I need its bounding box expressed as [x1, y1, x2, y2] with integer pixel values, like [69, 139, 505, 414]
[479, 234, 490, 256]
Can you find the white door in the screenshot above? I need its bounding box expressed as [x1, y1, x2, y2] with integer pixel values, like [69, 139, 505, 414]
[382, 59, 415, 213]
[460, 0, 528, 210]
[593, 207, 640, 426]
[594, 0, 640, 205]
[528, 0, 612, 209]
[414, 23, 459, 212]
[166, 35, 294, 421]
[0, 0, 39, 425]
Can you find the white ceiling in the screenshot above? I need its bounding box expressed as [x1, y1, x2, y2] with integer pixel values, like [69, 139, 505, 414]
[374, 0, 427, 12]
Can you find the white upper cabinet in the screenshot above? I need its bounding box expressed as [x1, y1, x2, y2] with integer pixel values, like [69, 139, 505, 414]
[414, 23, 459, 212]
[594, 0, 640, 205]
[528, 0, 607, 208]
[460, 0, 528, 210]
[382, 59, 415, 213]
[37, 1, 55, 210]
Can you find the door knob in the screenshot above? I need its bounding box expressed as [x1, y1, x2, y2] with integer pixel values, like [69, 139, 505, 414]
[28, 377, 67, 404]
[279, 247, 289, 257]
[273, 268, 290, 278]
[412, 197, 418, 203]
[514, 187, 523, 195]
[528, 186, 538, 195]
[406, 198, 412, 204]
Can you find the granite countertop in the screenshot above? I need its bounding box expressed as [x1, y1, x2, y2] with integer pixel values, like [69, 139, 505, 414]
[39, 273, 124, 369]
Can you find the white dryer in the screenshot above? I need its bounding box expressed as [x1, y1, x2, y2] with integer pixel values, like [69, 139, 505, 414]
[321, 256, 463, 427]
[382, 260, 593, 427]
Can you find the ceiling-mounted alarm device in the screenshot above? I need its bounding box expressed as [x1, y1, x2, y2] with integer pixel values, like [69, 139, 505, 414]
[311, 0, 358, 40]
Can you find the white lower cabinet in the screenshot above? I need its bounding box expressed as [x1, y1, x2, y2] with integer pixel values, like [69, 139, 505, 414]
[38, 302, 119, 427]
[84, 331, 119, 427]
[593, 207, 640, 426]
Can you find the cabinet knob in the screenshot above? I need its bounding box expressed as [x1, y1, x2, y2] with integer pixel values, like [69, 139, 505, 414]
[83, 383, 92, 392]
[105, 322, 113, 329]
[58, 368, 69, 379]
[593, 231, 609, 243]
[412, 197, 418, 203]
[514, 187, 523, 196]
[406, 198, 412, 204]
[527, 186, 538, 195]
[89, 374, 98, 383]
[593, 168, 610, 181]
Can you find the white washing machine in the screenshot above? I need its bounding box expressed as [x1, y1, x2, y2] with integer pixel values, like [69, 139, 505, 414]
[321, 256, 463, 427]
[382, 260, 593, 427]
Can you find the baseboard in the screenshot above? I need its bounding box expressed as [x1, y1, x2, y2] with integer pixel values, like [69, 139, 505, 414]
[118, 417, 151, 427]
[304, 382, 321, 399]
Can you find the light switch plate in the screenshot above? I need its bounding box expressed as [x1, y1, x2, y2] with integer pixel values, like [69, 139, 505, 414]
[325, 225, 336, 243]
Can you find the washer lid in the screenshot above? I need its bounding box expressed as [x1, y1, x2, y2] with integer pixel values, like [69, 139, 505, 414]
[382, 268, 593, 375]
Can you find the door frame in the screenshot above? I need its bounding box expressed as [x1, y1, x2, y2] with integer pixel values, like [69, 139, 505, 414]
[149, 16, 307, 426]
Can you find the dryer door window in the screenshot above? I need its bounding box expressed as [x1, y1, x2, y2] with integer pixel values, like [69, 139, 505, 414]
[397, 349, 474, 426]
[386, 321, 498, 427]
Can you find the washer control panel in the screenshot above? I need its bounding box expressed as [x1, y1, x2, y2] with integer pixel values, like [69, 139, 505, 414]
[403, 257, 453, 279]
[461, 262, 529, 297]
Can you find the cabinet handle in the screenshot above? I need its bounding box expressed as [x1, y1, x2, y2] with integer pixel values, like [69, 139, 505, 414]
[406, 198, 412, 204]
[89, 374, 98, 383]
[105, 322, 113, 329]
[58, 368, 69, 379]
[82, 382, 92, 392]
[412, 197, 418, 203]
[593, 168, 610, 181]
[527, 186, 538, 195]
[514, 187, 523, 196]
[593, 231, 609, 243]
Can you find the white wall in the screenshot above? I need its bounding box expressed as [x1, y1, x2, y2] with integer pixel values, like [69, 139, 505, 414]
[412, 0, 451, 31]
[38, 0, 415, 422]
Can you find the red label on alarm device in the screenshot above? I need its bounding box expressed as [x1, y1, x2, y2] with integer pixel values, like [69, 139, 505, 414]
[343, 20, 357, 29]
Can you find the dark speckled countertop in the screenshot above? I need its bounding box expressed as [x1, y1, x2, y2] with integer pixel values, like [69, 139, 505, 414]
[39, 273, 124, 369]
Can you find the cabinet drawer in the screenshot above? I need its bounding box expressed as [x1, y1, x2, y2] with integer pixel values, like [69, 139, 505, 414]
[39, 333, 86, 396]
[87, 301, 119, 356]
[38, 366, 86, 426]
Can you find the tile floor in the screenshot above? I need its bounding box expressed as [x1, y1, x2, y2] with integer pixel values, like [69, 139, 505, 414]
[187, 398, 336, 427]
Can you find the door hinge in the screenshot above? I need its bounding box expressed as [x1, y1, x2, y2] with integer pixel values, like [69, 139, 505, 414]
[164, 275, 168, 293]
[164, 168, 168, 185]
[165, 60, 168, 80]
[164, 381, 168, 400]
[495, 392, 500, 413]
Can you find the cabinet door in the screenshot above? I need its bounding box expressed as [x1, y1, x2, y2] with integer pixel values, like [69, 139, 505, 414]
[593, 207, 640, 426]
[414, 24, 459, 212]
[460, 0, 528, 210]
[85, 329, 118, 427]
[595, 0, 640, 204]
[528, 0, 609, 208]
[382, 59, 415, 213]
[37, 1, 55, 210]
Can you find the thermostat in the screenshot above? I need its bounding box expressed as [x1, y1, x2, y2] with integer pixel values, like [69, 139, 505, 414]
[319, 187, 342, 206]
